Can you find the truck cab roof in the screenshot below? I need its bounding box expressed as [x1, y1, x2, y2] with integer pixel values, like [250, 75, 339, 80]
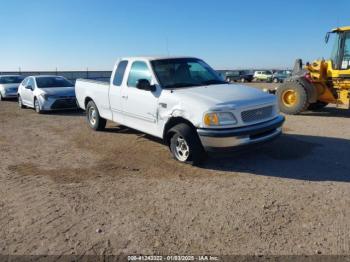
[118, 56, 199, 62]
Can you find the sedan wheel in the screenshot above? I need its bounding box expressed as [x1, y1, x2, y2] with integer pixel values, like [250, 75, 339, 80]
[18, 96, 24, 109]
[34, 99, 42, 114]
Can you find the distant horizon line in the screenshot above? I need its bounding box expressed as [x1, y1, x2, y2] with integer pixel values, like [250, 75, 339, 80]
[0, 67, 292, 73]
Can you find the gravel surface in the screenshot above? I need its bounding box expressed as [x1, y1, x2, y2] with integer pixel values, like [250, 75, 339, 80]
[0, 83, 350, 255]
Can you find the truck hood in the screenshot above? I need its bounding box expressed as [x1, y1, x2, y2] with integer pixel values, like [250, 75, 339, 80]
[40, 86, 75, 97]
[168, 84, 275, 109]
[159, 83, 277, 129]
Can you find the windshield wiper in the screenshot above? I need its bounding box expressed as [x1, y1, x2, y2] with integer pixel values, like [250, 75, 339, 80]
[201, 79, 227, 85]
[163, 83, 202, 89]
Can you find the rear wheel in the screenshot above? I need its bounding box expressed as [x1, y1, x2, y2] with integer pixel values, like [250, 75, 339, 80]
[168, 123, 206, 165]
[277, 82, 309, 115]
[308, 101, 328, 111]
[273, 78, 279, 83]
[240, 78, 246, 83]
[86, 100, 106, 131]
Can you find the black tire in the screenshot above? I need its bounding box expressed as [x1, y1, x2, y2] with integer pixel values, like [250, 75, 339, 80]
[168, 123, 206, 165]
[0, 93, 3, 101]
[273, 78, 279, 83]
[18, 95, 25, 109]
[86, 100, 106, 131]
[34, 98, 43, 114]
[240, 78, 246, 83]
[308, 101, 328, 111]
[226, 77, 231, 83]
[276, 81, 309, 115]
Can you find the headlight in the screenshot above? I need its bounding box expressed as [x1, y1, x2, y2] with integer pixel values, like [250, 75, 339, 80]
[203, 112, 237, 126]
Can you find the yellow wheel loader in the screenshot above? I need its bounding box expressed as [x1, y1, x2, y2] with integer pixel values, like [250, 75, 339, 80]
[277, 26, 350, 115]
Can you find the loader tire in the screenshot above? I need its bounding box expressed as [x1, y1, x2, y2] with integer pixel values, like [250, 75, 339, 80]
[308, 101, 328, 111]
[277, 81, 309, 115]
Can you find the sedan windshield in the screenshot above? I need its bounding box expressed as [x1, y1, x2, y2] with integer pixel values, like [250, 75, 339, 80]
[36, 77, 73, 88]
[151, 58, 226, 88]
[0, 76, 25, 84]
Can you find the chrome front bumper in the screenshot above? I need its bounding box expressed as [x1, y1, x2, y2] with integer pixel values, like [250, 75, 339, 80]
[197, 115, 285, 152]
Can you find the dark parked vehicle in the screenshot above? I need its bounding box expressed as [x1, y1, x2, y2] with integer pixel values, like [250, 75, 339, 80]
[272, 70, 291, 83]
[223, 70, 253, 83]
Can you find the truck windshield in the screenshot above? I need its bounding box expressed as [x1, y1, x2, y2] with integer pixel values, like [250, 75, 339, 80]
[0, 76, 25, 84]
[151, 58, 226, 88]
[36, 77, 73, 88]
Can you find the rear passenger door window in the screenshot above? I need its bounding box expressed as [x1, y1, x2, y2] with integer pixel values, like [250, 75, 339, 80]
[113, 60, 128, 86]
[127, 61, 152, 87]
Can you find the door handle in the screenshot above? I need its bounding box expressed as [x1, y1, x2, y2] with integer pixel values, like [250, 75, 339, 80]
[121, 95, 128, 99]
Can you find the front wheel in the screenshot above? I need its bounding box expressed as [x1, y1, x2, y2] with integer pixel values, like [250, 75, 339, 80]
[240, 78, 246, 83]
[86, 100, 106, 131]
[273, 78, 279, 83]
[18, 95, 25, 109]
[34, 98, 43, 114]
[168, 123, 206, 165]
[276, 82, 309, 115]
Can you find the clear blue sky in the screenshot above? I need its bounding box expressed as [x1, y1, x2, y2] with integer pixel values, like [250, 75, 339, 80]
[0, 0, 349, 71]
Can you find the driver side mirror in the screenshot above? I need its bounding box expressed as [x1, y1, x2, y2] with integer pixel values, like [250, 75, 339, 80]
[136, 79, 156, 92]
[25, 85, 33, 90]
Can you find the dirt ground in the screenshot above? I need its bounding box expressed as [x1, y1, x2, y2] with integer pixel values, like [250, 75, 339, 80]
[1, 83, 350, 256]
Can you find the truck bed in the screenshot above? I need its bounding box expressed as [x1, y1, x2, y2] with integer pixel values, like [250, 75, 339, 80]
[75, 79, 111, 119]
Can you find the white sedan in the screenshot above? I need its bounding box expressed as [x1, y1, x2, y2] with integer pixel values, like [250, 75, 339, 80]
[18, 75, 77, 113]
[0, 75, 25, 100]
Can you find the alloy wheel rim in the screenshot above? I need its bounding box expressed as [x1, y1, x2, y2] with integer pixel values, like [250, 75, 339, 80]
[89, 107, 97, 126]
[35, 100, 40, 112]
[174, 136, 190, 162]
[282, 90, 297, 107]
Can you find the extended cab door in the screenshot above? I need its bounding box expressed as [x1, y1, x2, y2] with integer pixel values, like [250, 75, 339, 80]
[120, 60, 160, 136]
[109, 60, 129, 123]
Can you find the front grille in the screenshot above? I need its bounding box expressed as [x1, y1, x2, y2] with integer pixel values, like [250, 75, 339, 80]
[51, 99, 77, 110]
[241, 106, 273, 123]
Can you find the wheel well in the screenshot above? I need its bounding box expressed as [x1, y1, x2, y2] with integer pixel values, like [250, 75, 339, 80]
[163, 117, 197, 145]
[84, 97, 93, 108]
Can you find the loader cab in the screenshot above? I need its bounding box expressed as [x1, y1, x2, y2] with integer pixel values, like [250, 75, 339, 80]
[327, 28, 350, 71]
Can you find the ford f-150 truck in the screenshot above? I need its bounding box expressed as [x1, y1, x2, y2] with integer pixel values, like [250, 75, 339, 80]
[76, 57, 285, 164]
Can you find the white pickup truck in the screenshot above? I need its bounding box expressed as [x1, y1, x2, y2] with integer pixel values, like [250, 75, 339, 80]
[76, 57, 284, 164]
